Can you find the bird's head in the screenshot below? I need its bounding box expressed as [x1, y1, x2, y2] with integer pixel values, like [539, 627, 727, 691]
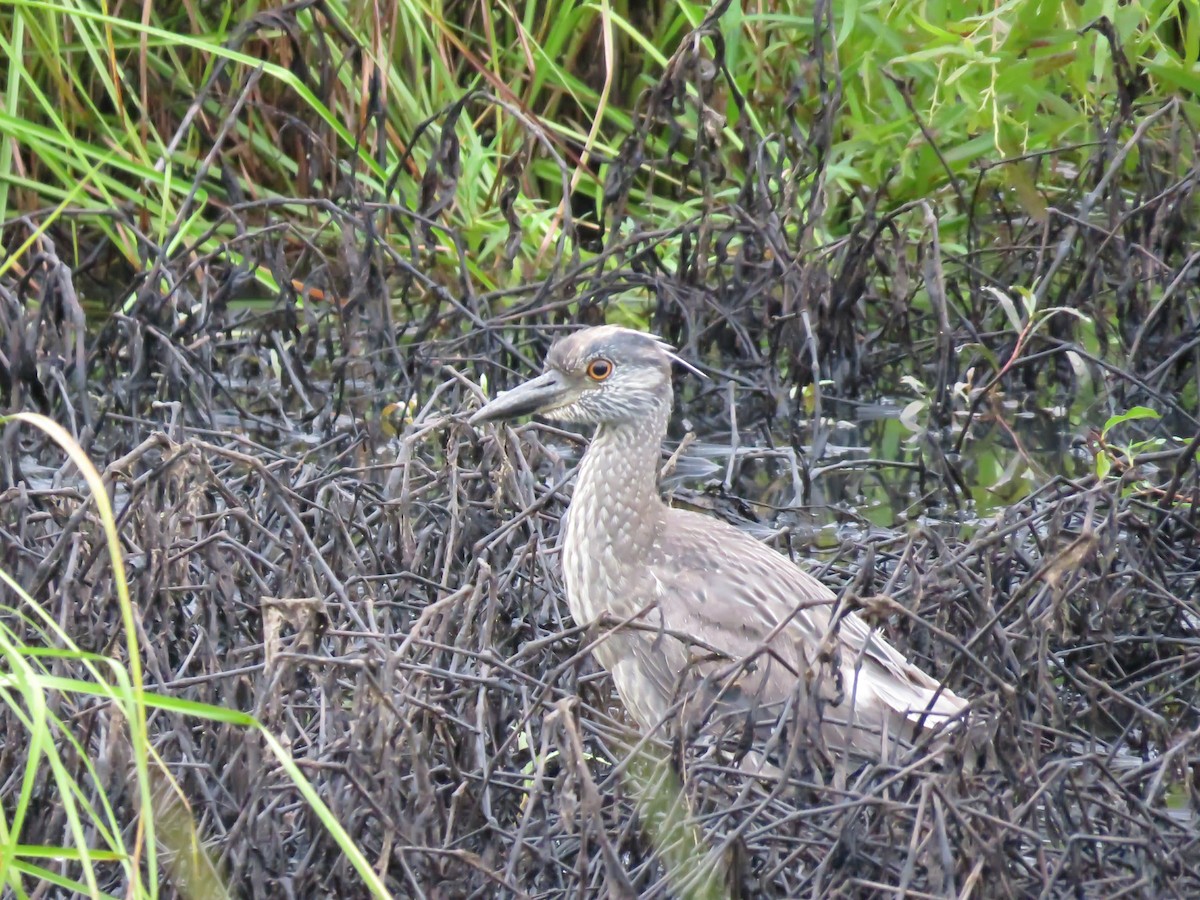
[469, 326, 689, 428]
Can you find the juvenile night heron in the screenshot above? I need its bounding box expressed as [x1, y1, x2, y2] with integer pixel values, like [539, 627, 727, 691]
[470, 326, 967, 759]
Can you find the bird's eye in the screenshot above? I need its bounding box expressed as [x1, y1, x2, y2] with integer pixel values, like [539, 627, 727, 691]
[586, 358, 613, 381]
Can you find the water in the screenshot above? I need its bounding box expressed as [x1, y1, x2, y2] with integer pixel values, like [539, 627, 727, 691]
[657, 391, 1099, 549]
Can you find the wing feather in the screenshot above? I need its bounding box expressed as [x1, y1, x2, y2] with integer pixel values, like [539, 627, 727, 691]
[641, 508, 966, 742]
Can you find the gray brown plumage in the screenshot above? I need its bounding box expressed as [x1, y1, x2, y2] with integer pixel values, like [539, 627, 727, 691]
[471, 326, 967, 759]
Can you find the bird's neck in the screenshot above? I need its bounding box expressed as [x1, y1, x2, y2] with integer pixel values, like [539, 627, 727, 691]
[571, 407, 670, 544]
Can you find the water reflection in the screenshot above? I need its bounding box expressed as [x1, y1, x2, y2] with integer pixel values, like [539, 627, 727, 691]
[652, 394, 1098, 547]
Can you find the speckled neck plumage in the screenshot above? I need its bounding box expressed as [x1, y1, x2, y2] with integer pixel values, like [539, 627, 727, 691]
[561, 398, 671, 626]
[572, 403, 670, 546]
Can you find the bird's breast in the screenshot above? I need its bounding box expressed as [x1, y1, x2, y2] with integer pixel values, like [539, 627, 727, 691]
[561, 481, 661, 628]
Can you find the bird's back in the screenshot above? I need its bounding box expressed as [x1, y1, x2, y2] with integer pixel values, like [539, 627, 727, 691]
[584, 505, 967, 758]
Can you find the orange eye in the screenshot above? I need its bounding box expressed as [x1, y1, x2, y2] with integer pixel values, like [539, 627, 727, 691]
[586, 358, 613, 381]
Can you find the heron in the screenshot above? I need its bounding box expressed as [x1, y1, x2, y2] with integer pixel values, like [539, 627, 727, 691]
[470, 325, 967, 761]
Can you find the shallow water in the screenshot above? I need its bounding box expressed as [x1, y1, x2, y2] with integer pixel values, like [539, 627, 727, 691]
[651, 390, 1102, 546]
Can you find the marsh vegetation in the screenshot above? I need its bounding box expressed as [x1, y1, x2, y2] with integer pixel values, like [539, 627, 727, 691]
[2, 1, 1199, 896]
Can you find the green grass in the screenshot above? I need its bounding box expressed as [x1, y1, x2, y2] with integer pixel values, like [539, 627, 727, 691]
[0, 413, 390, 900]
[1, 0, 1195, 301]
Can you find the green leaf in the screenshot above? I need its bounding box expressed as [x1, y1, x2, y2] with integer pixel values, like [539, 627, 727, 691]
[1102, 406, 1161, 437]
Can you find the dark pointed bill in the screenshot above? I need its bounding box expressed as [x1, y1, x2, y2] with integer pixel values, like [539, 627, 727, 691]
[468, 371, 570, 425]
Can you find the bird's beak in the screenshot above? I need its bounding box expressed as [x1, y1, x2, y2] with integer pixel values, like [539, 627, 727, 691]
[469, 371, 572, 426]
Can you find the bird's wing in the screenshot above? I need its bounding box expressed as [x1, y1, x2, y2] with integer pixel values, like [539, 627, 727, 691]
[650, 507, 966, 727]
